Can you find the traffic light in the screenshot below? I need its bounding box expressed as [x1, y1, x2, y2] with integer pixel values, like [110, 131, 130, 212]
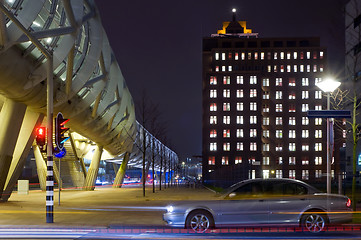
[55, 112, 69, 151]
[35, 126, 46, 150]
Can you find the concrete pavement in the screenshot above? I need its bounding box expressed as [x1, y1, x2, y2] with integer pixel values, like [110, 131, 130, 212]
[0, 184, 216, 228]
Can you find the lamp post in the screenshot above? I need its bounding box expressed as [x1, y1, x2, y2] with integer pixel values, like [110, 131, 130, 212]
[316, 78, 341, 194]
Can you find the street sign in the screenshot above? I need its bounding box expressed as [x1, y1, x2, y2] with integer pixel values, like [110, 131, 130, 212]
[307, 110, 351, 119]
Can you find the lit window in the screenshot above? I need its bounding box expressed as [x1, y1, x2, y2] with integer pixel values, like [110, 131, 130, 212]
[315, 118, 322, 125]
[274, 65, 278, 72]
[302, 130, 309, 138]
[320, 65, 324, 72]
[263, 104, 270, 112]
[236, 142, 243, 151]
[289, 92, 296, 100]
[276, 144, 283, 151]
[223, 143, 230, 151]
[223, 103, 230, 111]
[289, 117, 296, 125]
[236, 76, 244, 84]
[276, 170, 283, 179]
[236, 89, 244, 98]
[250, 89, 257, 98]
[263, 117, 270, 125]
[261, 52, 265, 60]
[302, 144, 309, 151]
[228, 52, 232, 59]
[223, 76, 230, 84]
[315, 170, 322, 178]
[263, 78, 269, 86]
[289, 104, 296, 112]
[235, 52, 239, 60]
[276, 91, 282, 99]
[276, 78, 282, 86]
[315, 78, 322, 84]
[306, 51, 311, 59]
[210, 103, 217, 111]
[315, 105, 322, 110]
[280, 65, 284, 72]
[267, 65, 271, 72]
[241, 52, 245, 60]
[235, 156, 242, 164]
[223, 129, 230, 138]
[277, 157, 283, 165]
[250, 129, 257, 137]
[300, 52, 304, 59]
[223, 89, 230, 98]
[228, 66, 232, 71]
[222, 156, 229, 165]
[302, 104, 309, 112]
[221, 52, 226, 60]
[210, 142, 217, 151]
[250, 102, 257, 111]
[280, 52, 284, 59]
[236, 116, 244, 124]
[250, 142, 257, 151]
[289, 78, 296, 86]
[210, 116, 217, 124]
[313, 51, 317, 59]
[215, 53, 219, 60]
[263, 157, 270, 165]
[302, 117, 309, 125]
[263, 143, 270, 151]
[300, 65, 304, 72]
[248, 52, 252, 60]
[250, 116, 257, 124]
[294, 65, 297, 72]
[302, 78, 309, 86]
[263, 170, 270, 179]
[287, 52, 291, 59]
[287, 65, 291, 72]
[276, 130, 283, 138]
[289, 170, 296, 179]
[343, 129, 347, 138]
[215, 66, 219, 72]
[254, 52, 258, 60]
[250, 76, 257, 84]
[222, 66, 226, 71]
[276, 104, 283, 112]
[236, 129, 244, 138]
[315, 157, 322, 165]
[208, 156, 215, 165]
[315, 91, 322, 99]
[315, 143, 322, 151]
[302, 170, 309, 180]
[223, 116, 230, 124]
[313, 65, 317, 72]
[302, 91, 309, 99]
[274, 52, 278, 60]
[289, 157, 296, 165]
[289, 143, 296, 151]
[306, 65, 310, 72]
[263, 130, 269, 138]
[210, 129, 217, 138]
[320, 51, 324, 59]
[289, 130, 296, 138]
[293, 52, 298, 59]
[276, 117, 282, 125]
[210, 89, 217, 98]
[237, 102, 244, 111]
[210, 76, 217, 85]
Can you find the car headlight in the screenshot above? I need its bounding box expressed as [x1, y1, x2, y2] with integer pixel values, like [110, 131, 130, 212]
[166, 206, 174, 213]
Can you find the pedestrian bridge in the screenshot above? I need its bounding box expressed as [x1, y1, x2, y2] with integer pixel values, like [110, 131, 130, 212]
[0, 0, 177, 201]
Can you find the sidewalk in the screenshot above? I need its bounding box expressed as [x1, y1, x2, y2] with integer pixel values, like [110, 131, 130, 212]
[0, 185, 216, 228]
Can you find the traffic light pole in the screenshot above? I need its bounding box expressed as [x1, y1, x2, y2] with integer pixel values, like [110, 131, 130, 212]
[0, 4, 54, 223]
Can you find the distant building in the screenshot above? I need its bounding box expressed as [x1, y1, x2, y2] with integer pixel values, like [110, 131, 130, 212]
[345, 0, 361, 176]
[202, 10, 337, 187]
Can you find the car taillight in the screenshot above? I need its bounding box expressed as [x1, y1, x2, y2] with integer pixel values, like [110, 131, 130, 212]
[346, 198, 351, 208]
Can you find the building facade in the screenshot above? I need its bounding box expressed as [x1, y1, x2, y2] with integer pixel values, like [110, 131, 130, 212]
[202, 15, 331, 187]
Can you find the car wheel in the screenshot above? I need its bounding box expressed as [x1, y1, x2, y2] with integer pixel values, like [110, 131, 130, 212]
[186, 210, 214, 233]
[301, 212, 327, 233]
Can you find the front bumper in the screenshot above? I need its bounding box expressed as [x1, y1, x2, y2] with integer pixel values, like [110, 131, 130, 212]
[163, 212, 186, 227]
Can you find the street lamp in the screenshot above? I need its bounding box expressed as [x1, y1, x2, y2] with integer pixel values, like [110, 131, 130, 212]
[316, 78, 341, 194]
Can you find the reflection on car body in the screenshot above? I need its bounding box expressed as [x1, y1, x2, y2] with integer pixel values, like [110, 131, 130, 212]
[163, 178, 352, 233]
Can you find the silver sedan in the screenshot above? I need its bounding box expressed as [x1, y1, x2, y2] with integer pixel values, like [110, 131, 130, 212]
[163, 178, 352, 233]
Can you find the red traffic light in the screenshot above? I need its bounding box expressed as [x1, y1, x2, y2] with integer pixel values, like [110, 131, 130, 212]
[35, 126, 46, 146]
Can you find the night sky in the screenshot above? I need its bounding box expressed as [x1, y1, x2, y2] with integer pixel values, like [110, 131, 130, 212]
[94, 0, 348, 160]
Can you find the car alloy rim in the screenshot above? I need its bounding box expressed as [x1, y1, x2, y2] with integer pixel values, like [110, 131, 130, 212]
[305, 214, 325, 233]
[190, 213, 210, 233]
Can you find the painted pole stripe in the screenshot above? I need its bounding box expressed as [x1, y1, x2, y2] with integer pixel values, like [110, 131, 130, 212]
[47, 171, 53, 176]
[46, 191, 54, 196]
[46, 181, 54, 186]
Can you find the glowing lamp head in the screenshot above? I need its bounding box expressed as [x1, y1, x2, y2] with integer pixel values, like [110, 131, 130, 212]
[316, 78, 341, 93]
[232, 8, 237, 13]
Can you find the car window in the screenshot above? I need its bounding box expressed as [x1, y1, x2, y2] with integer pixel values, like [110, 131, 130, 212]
[284, 183, 308, 195]
[231, 182, 264, 197]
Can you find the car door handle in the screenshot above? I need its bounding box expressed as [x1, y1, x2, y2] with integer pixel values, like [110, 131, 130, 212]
[258, 199, 264, 202]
